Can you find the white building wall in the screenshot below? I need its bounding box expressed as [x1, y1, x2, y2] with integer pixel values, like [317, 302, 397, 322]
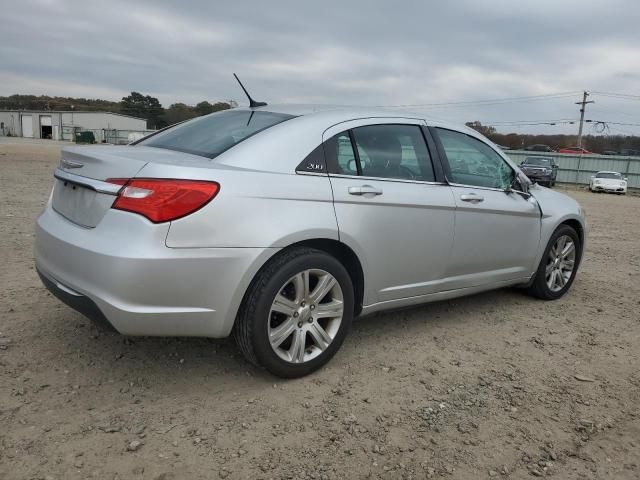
[0, 111, 147, 140]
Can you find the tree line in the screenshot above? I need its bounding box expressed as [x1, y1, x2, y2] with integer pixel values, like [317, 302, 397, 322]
[1, 95, 637, 151]
[0, 93, 232, 129]
[465, 121, 640, 154]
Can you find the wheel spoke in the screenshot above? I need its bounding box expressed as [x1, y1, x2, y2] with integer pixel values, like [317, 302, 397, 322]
[292, 271, 310, 303]
[308, 322, 331, 351]
[547, 270, 557, 290]
[309, 274, 336, 304]
[271, 294, 297, 316]
[556, 236, 566, 255]
[269, 318, 296, 348]
[289, 329, 307, 363]
[557, 271, 567, 288]
[562, 259, 575, 270]
[561, 241, 575, 259]
[314, 300, 343, 319]
[545, 261, 554, 276]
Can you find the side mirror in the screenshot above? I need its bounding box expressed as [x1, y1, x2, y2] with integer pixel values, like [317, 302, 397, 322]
[624, 177, 628, 181]
[508, 172, 530, 195]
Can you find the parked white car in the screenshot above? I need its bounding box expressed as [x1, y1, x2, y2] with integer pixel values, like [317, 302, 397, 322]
[589, 171, 627, 194]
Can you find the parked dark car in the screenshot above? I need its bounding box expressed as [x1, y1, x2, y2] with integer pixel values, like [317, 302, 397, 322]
[524, 144, 554, 152]
[618, 149, 640, 157]
[519, 156, 558, 187]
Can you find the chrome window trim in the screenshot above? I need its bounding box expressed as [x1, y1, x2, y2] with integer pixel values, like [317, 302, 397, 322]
[446, 181, 508, 193]
[53, 168, 122, 195]
[328, 172, 448, 186]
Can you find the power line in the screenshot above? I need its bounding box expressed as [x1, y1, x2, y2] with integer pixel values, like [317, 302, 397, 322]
[586, 119, 640, 127]
[591, 91, 640, 100]
[481, 118, 577, 126]
[375, 91, 582, 109]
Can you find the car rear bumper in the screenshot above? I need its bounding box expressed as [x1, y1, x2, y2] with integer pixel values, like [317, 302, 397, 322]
[35, 205, 277, 338]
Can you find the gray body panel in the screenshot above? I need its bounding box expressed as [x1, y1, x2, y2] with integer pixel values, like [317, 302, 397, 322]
[35, 105, 586, 338]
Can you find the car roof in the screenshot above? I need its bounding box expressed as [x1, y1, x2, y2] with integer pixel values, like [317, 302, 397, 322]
[596, 170, 622, 174]
[237, 104, 473, 133]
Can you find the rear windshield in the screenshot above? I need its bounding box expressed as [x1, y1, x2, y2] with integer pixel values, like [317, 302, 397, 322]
[524, 157, 551, 166]
[596, 172, 622, 179]
[139, 110, 295, 158]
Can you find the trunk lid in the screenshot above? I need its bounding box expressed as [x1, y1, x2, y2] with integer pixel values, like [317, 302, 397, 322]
[52, 145, 203, 228]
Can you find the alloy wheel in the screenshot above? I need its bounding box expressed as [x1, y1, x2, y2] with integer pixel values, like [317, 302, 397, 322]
[268, 269, 344, 364]
[545, 235, 576, 292]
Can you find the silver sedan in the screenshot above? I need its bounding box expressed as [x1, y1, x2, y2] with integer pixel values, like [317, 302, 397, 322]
[35, 106, 586, 377]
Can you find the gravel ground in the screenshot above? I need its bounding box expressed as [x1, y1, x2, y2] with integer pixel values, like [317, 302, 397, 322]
[1, 138, 639, 479]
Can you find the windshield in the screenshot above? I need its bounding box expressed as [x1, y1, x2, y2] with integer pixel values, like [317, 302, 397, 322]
[139, 110, 295, 158]
[596, 172, 622, 179]
[523, 157, 551, 166]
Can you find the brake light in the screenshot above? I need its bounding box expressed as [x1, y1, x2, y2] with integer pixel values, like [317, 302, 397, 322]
[106, 178, 220, 223]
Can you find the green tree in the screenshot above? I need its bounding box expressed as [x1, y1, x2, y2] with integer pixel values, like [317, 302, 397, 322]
[465, 121, 496, 137]
[120, 92, 164, 129]
[195, 101, 231, 116]
[163, 103, 199, 125]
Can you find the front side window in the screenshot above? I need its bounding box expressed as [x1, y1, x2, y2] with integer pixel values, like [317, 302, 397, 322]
[435, 128, 514, 189]
[139, 110, 294, 159]
[326, 124, 435, 181]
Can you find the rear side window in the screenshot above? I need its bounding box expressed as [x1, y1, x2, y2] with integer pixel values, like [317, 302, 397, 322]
[139, 110, 294, 159]
[326, 124, 435, 181]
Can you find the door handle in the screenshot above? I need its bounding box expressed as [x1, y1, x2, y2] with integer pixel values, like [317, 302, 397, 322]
[348, 185, 383, 196]
[460, 193, 484, 203]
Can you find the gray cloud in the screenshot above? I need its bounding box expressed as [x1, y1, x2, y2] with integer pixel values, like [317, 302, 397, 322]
[1, 0, 639, 133]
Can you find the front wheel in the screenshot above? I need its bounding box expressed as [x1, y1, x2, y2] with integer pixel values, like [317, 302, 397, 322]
[526, 225, 581, 300]
[234, 247, 354, 378]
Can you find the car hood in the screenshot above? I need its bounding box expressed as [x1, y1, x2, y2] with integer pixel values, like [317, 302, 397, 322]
[529, 184, 584, 220]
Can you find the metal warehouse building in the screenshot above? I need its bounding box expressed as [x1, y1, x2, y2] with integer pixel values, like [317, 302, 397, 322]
[0, 110, 147, 142]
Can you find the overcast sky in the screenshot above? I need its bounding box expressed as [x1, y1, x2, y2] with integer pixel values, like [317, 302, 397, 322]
[1, 0, 639, 134]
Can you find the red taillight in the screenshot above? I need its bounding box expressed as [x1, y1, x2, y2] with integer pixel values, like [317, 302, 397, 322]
[106, 178, 220, 223]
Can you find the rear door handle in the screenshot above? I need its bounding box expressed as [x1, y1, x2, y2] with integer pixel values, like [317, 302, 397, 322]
[348, 185, 383, 196]
[460, 193, 484, 203]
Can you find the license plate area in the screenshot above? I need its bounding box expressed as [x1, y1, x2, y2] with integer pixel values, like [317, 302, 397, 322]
[52, 179, 114, 228]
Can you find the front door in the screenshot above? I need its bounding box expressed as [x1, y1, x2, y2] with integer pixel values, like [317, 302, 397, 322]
[324, 120, 456, 305]
[431, 127, 541, 289]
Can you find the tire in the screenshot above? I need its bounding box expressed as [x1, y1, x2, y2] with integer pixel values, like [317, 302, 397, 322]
[526, 225, 582, 300]
[233, 247, 354, 378]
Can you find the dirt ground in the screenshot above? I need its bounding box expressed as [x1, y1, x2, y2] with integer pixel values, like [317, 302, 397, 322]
[1, 138, 639, 480]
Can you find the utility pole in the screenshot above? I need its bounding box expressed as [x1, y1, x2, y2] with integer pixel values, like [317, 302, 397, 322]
[575, 91, 594, 148]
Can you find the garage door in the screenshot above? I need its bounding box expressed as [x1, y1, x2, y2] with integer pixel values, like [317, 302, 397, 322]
[21, 116, 33, 138]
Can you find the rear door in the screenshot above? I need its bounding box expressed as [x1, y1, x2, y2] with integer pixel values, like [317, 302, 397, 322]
[324, 119, 456, 305]
[431, 127, 541, 288]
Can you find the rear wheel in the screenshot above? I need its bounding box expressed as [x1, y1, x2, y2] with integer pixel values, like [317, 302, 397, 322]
[526, 225, 581, 300]
[233, 247, 354, 378]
